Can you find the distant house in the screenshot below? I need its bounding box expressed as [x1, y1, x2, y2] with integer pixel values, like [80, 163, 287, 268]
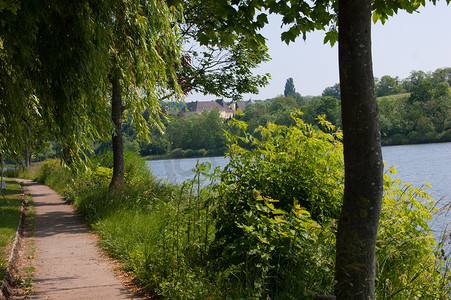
[179, 99, 253, 119]
[230, 99, 253, 112]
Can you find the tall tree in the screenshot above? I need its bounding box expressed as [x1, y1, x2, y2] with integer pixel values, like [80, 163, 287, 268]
[284, 77, 296, 97]
[431, 67, 451, 86]
[375, 75, 403, 97]
[334, 1, 382, 298]
[322, 83, 341, 100]
[101, 0, 184, 191]
[1, 0, 270, 187]
[105, 0, 271, 191]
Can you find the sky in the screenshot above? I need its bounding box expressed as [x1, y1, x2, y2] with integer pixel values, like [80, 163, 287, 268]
[186, 2, 451, 102]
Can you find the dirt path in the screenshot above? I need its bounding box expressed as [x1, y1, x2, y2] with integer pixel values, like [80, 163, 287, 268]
[13, 179, 143, 300]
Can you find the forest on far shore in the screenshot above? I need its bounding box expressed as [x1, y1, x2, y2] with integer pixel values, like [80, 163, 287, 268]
[129, 67, 451, 159]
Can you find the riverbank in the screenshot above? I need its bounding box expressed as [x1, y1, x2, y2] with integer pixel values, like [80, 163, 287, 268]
[143, 152, 224, 161]
[143, 149, 226, 161]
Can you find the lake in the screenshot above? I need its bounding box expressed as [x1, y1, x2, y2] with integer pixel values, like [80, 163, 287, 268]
[147, 142, 450, 236]
[146, 156, 229, 184]
[382, 142, 450, 237]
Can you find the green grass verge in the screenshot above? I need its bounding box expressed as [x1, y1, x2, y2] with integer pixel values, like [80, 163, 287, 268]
[376, 92, 411, 101]
[0, 178, 22, 279]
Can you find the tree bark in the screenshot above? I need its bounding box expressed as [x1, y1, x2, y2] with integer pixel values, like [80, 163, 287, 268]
[24, 138, 30, 168]
[335, 0, 384, 299]
[109, 74, 125, 191]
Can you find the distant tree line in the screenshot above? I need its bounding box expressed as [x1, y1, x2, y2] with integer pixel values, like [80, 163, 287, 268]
[240, 68, 450, 146]
[375, 68, 451, 97]
[111, 109, 229, 159]
[22, 67, 451, 162]
[371, 68, 451, 144]
[114, 67, 451, 159]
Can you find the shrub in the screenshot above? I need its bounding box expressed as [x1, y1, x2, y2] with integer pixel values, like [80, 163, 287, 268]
[439, 128, 451, 142]
[183, 148, 197, 157]
[196, 149, 207, 157]
[89, 150, 152, 187]
[386, 133, 408, 145]
[376, 168, 450, 299]
[170, 148, 184, 158]
[210, 114, 342, 298]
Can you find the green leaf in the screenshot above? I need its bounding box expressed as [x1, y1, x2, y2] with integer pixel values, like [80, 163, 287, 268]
[323, 28, 338, 46]
[256, 13, 268, 27]
[281, 30, 295, 44]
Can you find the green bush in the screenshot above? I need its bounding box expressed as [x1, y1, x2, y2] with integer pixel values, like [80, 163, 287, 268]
[183, 149, 197, 157]
[207, 146, 227, 157]
[170, 148, 184, 158]
[211, 114, 342, 298]
[89, 150, 152, 187]
[197, 149, 207, 157]
[439, 128, 451, 142]
[376, 168, 450, 299]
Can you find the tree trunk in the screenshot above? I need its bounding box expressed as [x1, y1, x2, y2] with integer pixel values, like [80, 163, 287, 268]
[109, 74, 125, 191]
[335, 0, 384, 299]
[24, 139, 30, 168]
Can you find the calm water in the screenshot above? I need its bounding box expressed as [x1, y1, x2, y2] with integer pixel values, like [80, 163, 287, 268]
[147, 142, 450, 234]
[146, 156, 229, 184]
[382, 142, 450, 236]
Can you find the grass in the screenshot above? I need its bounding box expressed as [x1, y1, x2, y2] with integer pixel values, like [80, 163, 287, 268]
[377, 92, 410, 101]
[0, 178, 23, 279]
[18, 189, 36, 296]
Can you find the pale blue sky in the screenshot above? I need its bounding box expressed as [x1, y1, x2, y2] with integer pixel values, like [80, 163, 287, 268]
[186, 2, 451, 102]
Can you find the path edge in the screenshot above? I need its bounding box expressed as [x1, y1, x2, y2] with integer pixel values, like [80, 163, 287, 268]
[0, 182, 26, 300]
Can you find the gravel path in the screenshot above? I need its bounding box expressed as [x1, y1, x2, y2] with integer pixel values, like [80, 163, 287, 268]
[14, 179, 142, 300]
